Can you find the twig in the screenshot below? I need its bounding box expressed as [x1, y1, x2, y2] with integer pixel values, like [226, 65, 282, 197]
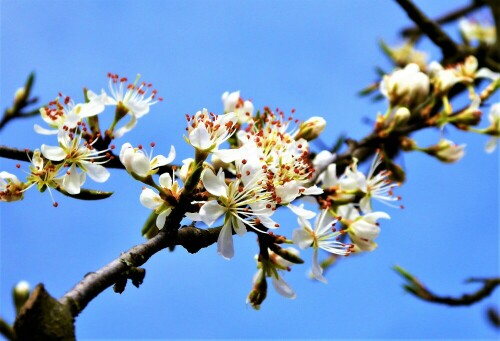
[395, 0, 460, 59]
[394, 266, 500, 306]
[0, 317, 15, 341]
[401, 1, 487, 38]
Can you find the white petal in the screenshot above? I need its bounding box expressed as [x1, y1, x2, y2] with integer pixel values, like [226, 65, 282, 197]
[234, 217, 247, 236]
[301, 185, 323, 195]
[476, 68, 500, 81]
[114, 115, 137, 138]
[85, 163, 110, 183]
[156, 209, 171, 229]
[34, 124, 58, 135]
[62, 164, 83, 194]
[199, 200, 226, 226]
[41, 144, 66, 161]
[311, 249, 327, 283]
[485, 137, 498, 153]
[217, 221, 234, 260]
[140, 188, 162, 209]
[202, 169, 228, 198]
[130, 152, 150, 177]
[189, 125, 212, 151]
[292, 228, 314, 249]
[185, 212, 202, 221]
[272, 276, 296, 299]
[288, 203, 316, 219]
[212, 148, 242, 163]
[159, 173, 173, 188]
[359, 196, 372, 213]
[151, 145, 176, 169]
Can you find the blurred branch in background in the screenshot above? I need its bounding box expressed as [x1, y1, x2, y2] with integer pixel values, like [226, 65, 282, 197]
[394, 266, 500, 306]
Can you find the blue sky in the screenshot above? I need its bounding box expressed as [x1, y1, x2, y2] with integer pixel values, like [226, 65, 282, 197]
[1, 0, 498, 339]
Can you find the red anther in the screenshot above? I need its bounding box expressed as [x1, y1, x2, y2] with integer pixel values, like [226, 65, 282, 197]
[298, 144, 302, 148]
[266, 204, 271, 208]
[255, 218, 261, 224]
[375, 222, 380, 226]
[120, 77, 127, 82]
[158, 97, 164, 102]
[53, 202, 59, 208]
[274, 223, 280, 227]
[332, 228, 336, 232]
[336, 237, 340, 241]
[400, 205, 405, 209]
[242, 159, 247, 164]
[246, 170, 250, 176]
[16, 164, 20, 168]
[291, 108, 296, 113]
[397, 196, 402, 200]
[150, 142, 156, 147]
[268, 231, 274, 235]
[110, 145, 115, 149]
[64, 96, 70, 105]
[138, 144, 143, 149]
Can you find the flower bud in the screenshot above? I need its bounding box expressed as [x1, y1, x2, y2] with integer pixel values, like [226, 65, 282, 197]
[294, 116, 326, 141]
[246, 270, 267, 310]
[272, 246, 304, 265]
[424, 139, 466, 163]
[13, 281, 30, 314]
[380, 64, 430, 107]
[393, 107, 411, 127]
[13, 87, 27, 107]
[0, 172, 25, 202]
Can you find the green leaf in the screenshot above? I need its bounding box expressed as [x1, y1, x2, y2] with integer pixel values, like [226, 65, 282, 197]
[142, 211, 159, 239]
[56, 187, 113, 200]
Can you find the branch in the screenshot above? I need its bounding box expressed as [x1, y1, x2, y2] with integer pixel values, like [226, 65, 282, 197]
[395, 0, 460, 59]
[0, 317, 15, 341]
[394, 266, 500, 306]
[401, 1, 487, 38]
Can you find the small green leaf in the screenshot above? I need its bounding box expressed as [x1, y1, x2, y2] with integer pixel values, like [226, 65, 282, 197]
[142, 211, 159, 239]
[56, 187, 113, 200]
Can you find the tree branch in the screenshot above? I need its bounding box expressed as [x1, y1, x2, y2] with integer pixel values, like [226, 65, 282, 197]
[401, 0, 487, 38]
[395, 0, 460, 60]
[394, 266, 500, 306]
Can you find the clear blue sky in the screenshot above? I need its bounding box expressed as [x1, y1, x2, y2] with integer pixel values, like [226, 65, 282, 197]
[1, 0, 498, 339]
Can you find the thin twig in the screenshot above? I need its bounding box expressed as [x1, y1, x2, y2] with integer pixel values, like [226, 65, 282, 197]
[395, 0, 460, 59]
[394, 266, 500, 306]
[401, 1, 487, 38]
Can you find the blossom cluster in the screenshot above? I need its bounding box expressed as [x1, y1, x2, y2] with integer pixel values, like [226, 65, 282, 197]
[123, 89, 400, 308]
[1, 73, 162, 205]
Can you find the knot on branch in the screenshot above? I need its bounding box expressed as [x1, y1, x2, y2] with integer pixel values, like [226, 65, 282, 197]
[14, 284, 75, 341]
[113, 264, 147, 294]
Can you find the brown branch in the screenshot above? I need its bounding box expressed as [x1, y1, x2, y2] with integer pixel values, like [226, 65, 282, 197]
[395, 0, 460, 59]
[394, 266, 500, 306]
[0, 317, 15, 341]
[401, 1, 487, 38]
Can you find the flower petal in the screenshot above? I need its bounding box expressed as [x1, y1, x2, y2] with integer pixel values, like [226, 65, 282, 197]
[272, 276, 296, 299]
[85, 163, 110, 183]
[217, 221, 234, 260]
[199, 200, 226, 226]
[41, 144, 66, 161]
[202, 169, 228, 198]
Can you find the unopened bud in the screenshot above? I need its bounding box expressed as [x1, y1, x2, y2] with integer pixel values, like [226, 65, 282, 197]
[14, 87, 27, 106]
[294, 116, 326, 141]
[246, 270, 267, 310]
[13, 280, 30, 314]
[272, 246, 304, 264]
[400, 137, 417, 151]
[394, 107, 411, 127]
[424, 139, 466, 163]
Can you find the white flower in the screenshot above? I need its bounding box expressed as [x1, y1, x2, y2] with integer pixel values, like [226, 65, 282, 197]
[87, 73, 162, 137]
[140, 172, 180, 229]
[459, 18, 496, 45]
[184, 108, 238, 160]
[187, 161, 277, 259]
[337, 204, 390, 252]
[119, 142, 175, 178]
[41, 130, 110, 194]
[355, 153, 401, 213]
[34, 96, 104, 135]
[380, 63, 430, 107]
[0, 172, 25, 202]
[292, 210, 351, 283]
[222, 90, 254, 124]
